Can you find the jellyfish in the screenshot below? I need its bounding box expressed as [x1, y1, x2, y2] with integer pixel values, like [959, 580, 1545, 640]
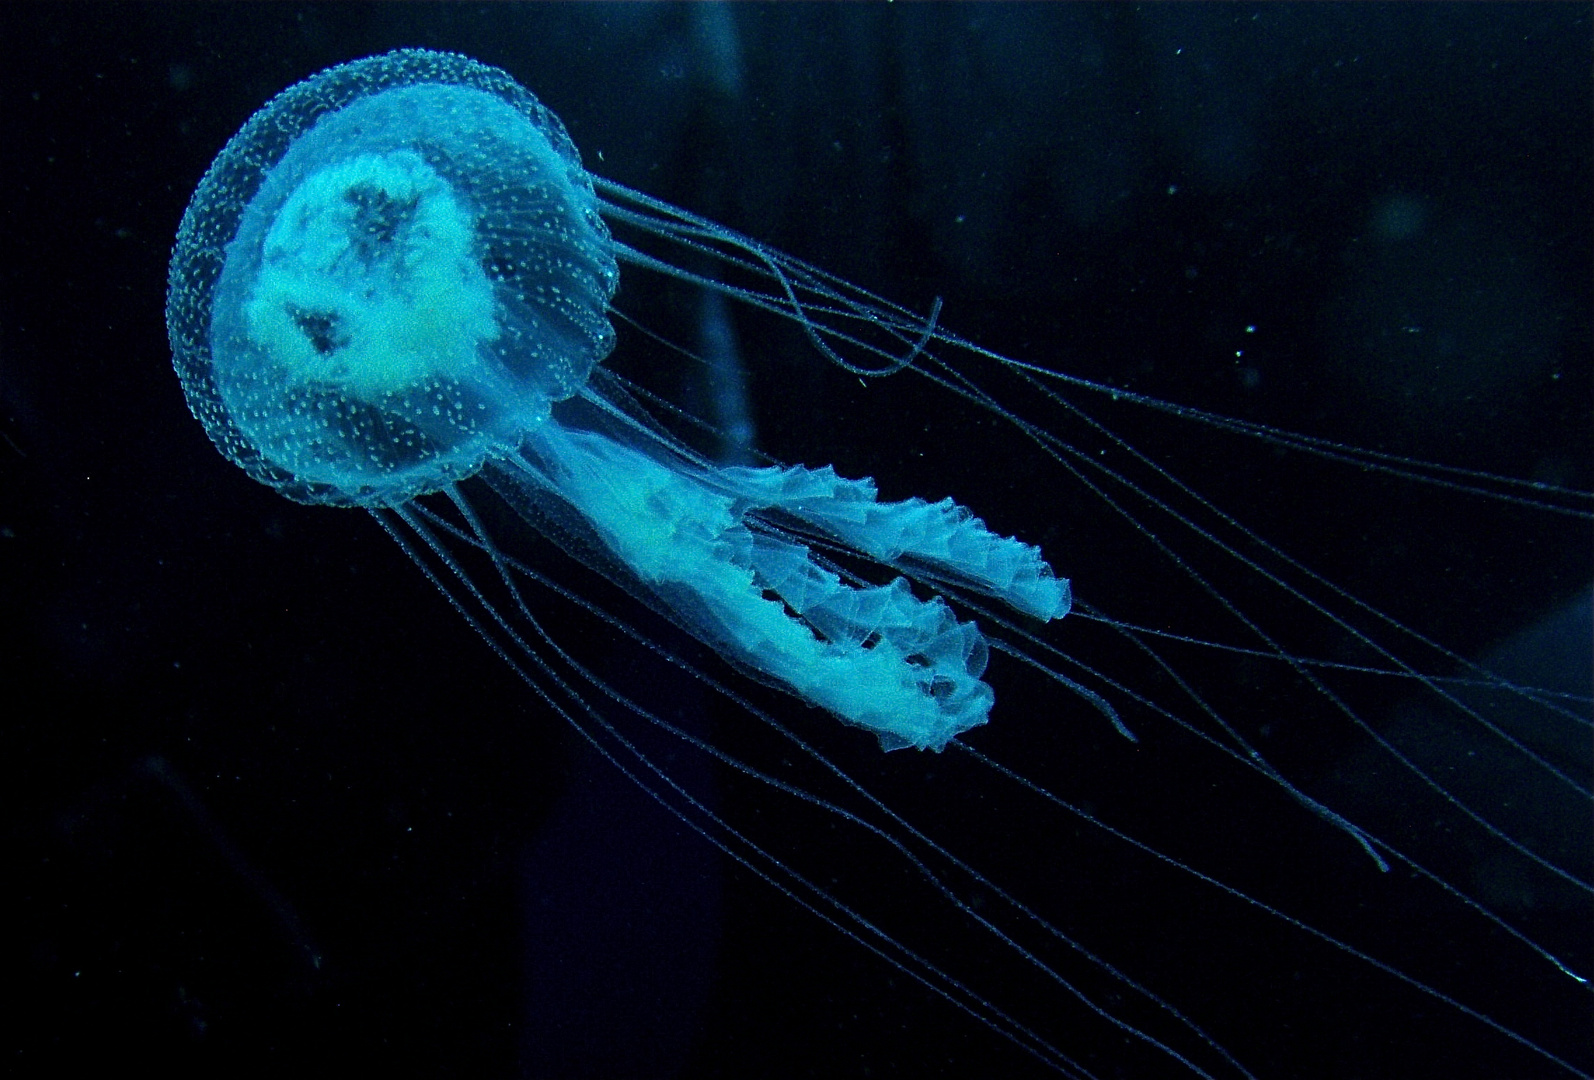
[167, 50, 1591, 1078]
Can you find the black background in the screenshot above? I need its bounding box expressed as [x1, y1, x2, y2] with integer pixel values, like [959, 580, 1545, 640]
[5, 5, 1591, 1079]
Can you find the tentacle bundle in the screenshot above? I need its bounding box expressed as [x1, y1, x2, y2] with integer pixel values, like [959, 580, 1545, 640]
[513, 423, 1069, 751]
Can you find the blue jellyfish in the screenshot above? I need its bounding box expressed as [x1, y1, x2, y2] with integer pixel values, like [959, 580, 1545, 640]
[168, 48, 1066, 757]
[168, 50, 1591, 1078]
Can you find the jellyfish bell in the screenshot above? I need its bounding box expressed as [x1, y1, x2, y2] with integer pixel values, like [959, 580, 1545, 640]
[168, 49, 1591, 1078]
[168, 51, 618, 509]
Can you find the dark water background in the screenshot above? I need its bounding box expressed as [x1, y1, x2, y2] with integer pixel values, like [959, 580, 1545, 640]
[6, 5, 1590, 1078]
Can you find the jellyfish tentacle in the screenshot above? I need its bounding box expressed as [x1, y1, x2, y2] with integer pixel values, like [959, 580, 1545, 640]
[508, 421, 1069, 752]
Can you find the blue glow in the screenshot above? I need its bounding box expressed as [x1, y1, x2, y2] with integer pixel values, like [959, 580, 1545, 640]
[167, 49, 1591, 1079]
